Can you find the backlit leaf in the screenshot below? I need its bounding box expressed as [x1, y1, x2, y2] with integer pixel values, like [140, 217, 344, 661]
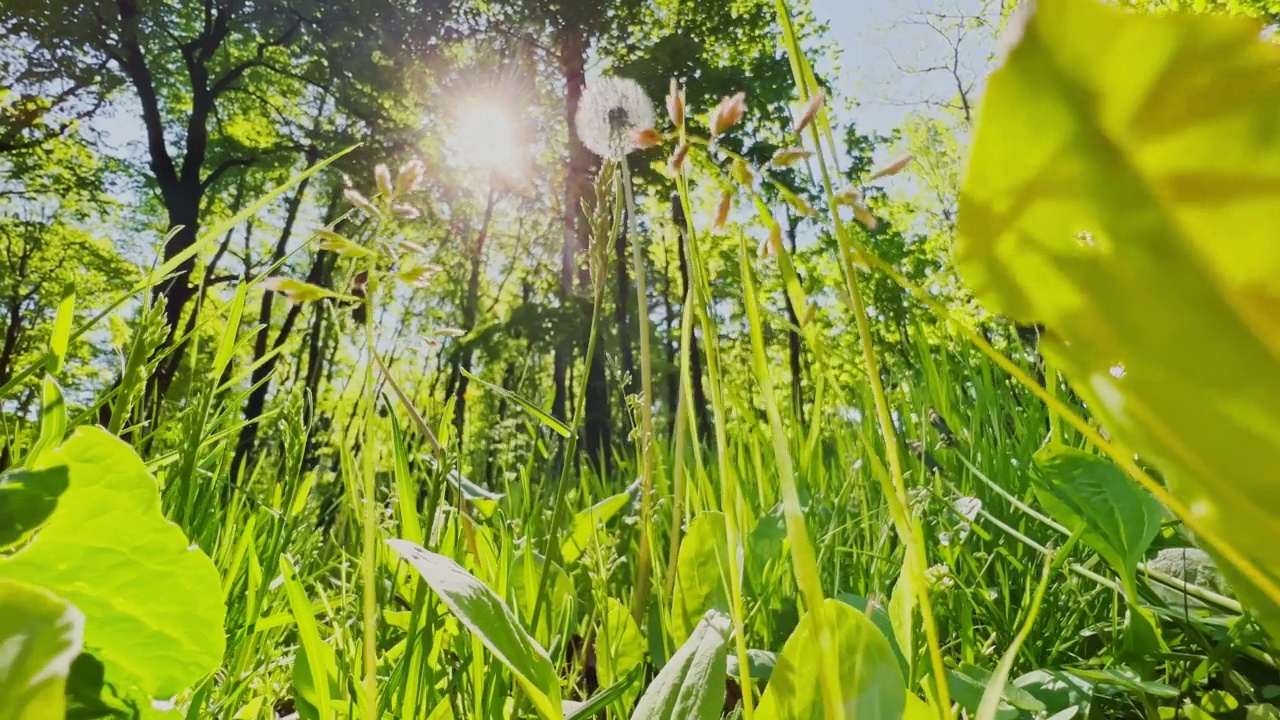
[386, 539, 563, 720]
[630, 609, 730, 720]
[958, 0, 1280, 632]
[0, 428, 225, 698]
[0, 579, 84, 720]
[755, 598, 905, 720]
[672, 511, 734, 645]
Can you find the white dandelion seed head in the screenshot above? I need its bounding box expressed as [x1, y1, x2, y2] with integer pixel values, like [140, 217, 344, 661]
[576, 77, 656, 159]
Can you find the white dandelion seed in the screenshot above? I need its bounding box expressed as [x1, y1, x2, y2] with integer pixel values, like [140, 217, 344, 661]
[575, 77, 657, 159]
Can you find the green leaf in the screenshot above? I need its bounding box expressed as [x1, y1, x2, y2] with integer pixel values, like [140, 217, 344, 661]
[462, 370, 570, 438]
[672, 511, 734, 645]
[508, 550, 575, 649]
[386, 539, 563, 720]
[1013, 669, 1094, 718]
[596, 598, 644, 712]
[0, 466, 68, 549]
[755, 598, 905, 720]
[1067, 667, 1178, 699]
[726, 649, 777, 683]
[958, 0, 1280, 632]
[0, 428, 226, 698]
[313, 229, 375, 258]
[260, 277, 339, 304]
[49, 290, 74, 375]
[630, 609, 730, 720]
[281, 557, 339, 720]
[212, 281, 248, 381]
[836, 592, 909, 680]
[24, 377, 66, 468]
[945, 665, 1021, 720]
[565, 665, 643, 720]
[560, 493, 630, 566]
[0, 579, 84, 720]
[1032, 445, 1162, 595]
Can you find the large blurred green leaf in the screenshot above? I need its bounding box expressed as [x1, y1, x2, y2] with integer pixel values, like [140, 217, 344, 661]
[958, 0, 1280, 632]
[672, 511, 734, 645]
[630, 609, 730, 720]
[0, 579, 84, 720]
[1032, 445, 1163, 595]
[0, 428, 225, 698]
[755, 598, 905, 720]
[386, 539, 563, 720]
[0, 466, 68, 549]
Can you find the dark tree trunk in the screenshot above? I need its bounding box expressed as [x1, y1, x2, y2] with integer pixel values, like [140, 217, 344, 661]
[784, 219, 805, 424]
[671, 192, 711, 440]
[449, 187, 497, 443]
[231, 179, 320, 479]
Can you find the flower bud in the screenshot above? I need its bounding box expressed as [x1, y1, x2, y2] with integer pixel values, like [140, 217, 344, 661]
[730, 158, 753, 187]
[712, 191, 732, 231]
[344, 188, 380, 217]
[395, 160, 426, 195]
[668, 142, 690, 174]
[666, 78, 685, 127]
[375, 163, 393, 197]
[770, 147, 813, 168]
[631, 127, 663, 149]
[710, 92, 746, 138]
[794, 92, 825, 134]
[867, 154, 913, 181]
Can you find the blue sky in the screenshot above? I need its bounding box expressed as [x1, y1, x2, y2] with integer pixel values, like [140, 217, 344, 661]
[808, 0, 998, 135]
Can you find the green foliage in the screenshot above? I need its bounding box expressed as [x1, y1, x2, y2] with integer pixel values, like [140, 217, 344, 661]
[630, 610, 729, 720]
[387, 539, 563, 720]
[1032, 445, 1163, 595]
[959, 0, 1280, 635]
[0, 466, 67, 548]
[0, 428, 225, 699]
[671, 511, 733, 644]
[0, 579, 84, 720]
[755, 599, 906, 720]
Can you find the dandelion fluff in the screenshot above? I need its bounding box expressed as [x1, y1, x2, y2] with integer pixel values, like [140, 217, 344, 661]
[576, 77, 656, 158]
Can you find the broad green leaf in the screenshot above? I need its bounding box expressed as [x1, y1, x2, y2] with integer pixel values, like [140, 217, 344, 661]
[755, 598, 905, 720]
[945, 664, 1023, 720]
[560, 493, 630, 565]
[508, 550, 575, 649]
[630, 609, 730, 720]
[314, 229, 375, 258]
[1013, 669, 1094, 718]
[958, 0, 1280, 632]
[746, 505, 786, 594]
[565, 665, 643, 720]
[386, 539, 563, 720]
[596, 598, 644, 712]
[837, 592, 909, 680]
[1067, 667, 1178, 699]
[725, 649, 777, 682]
[0, 579, 84, 720]
[1032, 445, 1163, 595]
[462, 370, 570, 438]
[672, 511, 734, 645]
[0, 428, 225, 697]
[0, 466, 68, 549]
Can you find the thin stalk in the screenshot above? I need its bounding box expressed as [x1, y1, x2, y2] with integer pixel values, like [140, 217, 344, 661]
[674, 173, 756, 720]
[360, 264, 379, 720]
[622, 161, 658, 626]
[769, 2, 951, 709]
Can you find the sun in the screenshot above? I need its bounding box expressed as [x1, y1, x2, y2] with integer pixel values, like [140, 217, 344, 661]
[450, 99, 523, 176]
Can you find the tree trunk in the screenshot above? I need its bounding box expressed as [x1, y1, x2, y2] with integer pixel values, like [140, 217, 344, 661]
[671, 192, 711, 440]
[231, 178, 318, 479]
[784, 218, 805, 424]
[449, 186, 498, 443]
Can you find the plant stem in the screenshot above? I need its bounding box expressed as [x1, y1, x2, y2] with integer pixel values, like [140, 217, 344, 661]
[623, 160, 658, 626]
[361, 264, 379, 720]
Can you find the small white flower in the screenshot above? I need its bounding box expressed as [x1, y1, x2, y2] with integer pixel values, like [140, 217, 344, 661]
[575, 77, 657, 159]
